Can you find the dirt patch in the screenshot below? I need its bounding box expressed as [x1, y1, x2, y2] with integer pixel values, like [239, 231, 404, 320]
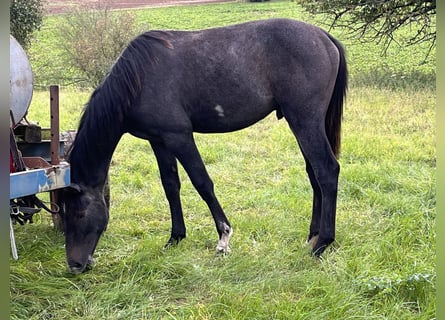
[45, 0, 234, 15]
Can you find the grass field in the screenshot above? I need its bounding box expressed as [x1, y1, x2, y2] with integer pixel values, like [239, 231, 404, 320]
[11, 1, 436, 319]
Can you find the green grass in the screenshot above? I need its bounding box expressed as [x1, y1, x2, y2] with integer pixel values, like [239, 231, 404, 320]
[11, 1, 435, 319]
[28, 0, 435, 90]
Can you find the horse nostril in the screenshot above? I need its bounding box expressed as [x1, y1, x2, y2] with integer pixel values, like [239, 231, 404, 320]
[68, 262, 85, 274]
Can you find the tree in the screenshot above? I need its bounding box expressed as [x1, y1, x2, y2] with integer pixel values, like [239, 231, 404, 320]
[298, 0, 436, 55]
[10, 0, 45, 50]
[54, 3, 142, 87]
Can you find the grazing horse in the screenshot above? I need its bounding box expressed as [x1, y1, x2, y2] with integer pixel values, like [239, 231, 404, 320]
[61, 18, 347, 273]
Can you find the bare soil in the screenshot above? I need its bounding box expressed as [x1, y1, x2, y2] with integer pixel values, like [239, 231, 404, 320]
[45, 0, 234, 15]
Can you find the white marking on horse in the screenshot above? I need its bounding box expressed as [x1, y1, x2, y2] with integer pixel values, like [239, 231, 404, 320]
[215, 104, 225, 118]
[307, 235, 319, 249]
[216, 222, 233, 253]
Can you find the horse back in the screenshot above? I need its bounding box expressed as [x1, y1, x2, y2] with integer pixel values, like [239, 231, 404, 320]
[128, 19, 342, 134]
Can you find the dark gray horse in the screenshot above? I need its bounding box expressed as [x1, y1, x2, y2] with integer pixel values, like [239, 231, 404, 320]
[61, 18, 347, 273]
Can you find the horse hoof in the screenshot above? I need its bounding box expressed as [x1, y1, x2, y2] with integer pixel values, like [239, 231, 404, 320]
[164, 235, 185, 249]
[215, 244, 231, 254]
[215, 225, 233, 254]
[309, 236, 334, 257]
[312, 244, 328, 258]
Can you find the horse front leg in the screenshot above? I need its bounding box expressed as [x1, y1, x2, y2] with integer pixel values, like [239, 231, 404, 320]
[162, 132, 233, 253]
[150, 141, 186, 247]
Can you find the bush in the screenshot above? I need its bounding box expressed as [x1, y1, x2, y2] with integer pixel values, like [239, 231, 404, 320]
[10, 0, 45, 50]
[54, 2, 142, 88]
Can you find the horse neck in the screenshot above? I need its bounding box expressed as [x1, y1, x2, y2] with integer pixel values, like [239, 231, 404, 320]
[69, 114, 124, 190]
[68, 31, 162, 190]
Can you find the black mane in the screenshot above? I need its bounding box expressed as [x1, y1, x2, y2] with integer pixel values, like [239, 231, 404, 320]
[68, 31, 173, 186]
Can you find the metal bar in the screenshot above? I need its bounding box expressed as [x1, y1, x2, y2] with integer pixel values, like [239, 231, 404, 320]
[49, 85, 63, 231]
[50, 85, 60, 165]
[10, 218, 18, 260]
[10, 125, 26, 172]
[10, 163, 71, 199]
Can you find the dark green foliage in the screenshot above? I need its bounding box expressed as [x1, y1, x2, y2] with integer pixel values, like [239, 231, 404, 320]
[10, 0, 44, 50]
[298, 0, 436, 55]
[53, 3, 143, 88]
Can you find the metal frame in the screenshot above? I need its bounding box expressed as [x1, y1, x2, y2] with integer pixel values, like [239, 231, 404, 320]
[10, 85, 71, 259]
[10, 163, 70, 199]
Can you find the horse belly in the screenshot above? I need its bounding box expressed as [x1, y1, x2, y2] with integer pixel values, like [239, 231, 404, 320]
[184, 71, 276, 133]
[189, 100, 275, 133]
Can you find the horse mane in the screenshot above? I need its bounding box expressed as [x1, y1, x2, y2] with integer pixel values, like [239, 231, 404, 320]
[68, 31, 173, 185]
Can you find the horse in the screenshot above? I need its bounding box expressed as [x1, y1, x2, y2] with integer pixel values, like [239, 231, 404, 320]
[60, 18, 347, 274]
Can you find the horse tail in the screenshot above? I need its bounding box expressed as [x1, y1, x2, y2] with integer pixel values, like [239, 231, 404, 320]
[325, 33, 348, 159]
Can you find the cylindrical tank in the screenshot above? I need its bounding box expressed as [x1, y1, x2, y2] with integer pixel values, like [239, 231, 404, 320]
[10, 35, 33, 128]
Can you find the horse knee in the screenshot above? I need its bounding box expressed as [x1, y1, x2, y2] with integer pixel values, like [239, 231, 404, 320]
[162, 178, 180, 199]
[194, 179, 216, 202]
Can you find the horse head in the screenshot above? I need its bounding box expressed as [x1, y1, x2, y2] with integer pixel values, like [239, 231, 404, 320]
[61, 183, 109, 274]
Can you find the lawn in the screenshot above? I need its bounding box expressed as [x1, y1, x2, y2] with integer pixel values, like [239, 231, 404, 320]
[11, 1, 436, 319]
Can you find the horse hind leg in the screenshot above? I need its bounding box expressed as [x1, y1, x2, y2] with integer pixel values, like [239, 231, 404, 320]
[284, 111, 339, 257]
[303, 155, 323, 248]
[305, 138, 338, 256]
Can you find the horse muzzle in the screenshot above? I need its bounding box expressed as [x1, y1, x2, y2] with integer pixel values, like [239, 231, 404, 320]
[68, 255, 95, 274]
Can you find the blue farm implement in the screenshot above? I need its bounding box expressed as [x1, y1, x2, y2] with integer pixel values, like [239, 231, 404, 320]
[10, 35, 72, 259]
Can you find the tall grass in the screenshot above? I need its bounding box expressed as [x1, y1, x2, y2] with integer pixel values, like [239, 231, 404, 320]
[11, 1, 435, 319]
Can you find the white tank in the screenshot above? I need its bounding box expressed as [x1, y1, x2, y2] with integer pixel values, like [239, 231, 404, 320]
[10, 35, 33, 128]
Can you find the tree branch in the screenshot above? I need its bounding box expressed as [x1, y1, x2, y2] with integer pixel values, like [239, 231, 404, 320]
[298, 0, 436, 59]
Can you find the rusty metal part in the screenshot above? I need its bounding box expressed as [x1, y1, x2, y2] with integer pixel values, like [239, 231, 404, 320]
[50, 85, 60, 165]
[22, 157, 51, 169]
[10, 124, 26, 172]
[50, 85, 63, 230]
